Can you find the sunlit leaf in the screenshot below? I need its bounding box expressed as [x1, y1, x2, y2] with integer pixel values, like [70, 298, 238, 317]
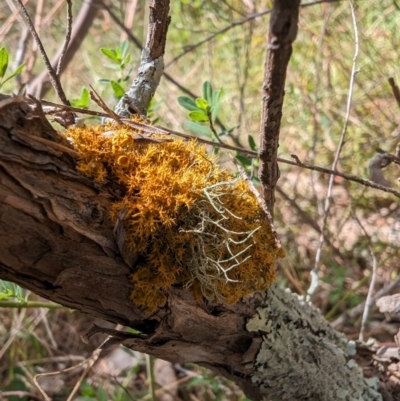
[110, 80, 125, 98]
[100, 48, 119, 63]
[195, 97, 209, 111]
[177, 96, 199, 111]
[188, 110, 209, 122]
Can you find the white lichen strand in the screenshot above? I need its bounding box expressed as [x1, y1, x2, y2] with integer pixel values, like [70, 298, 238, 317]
[114, 48, 164, 117]
[246, 285, 382, 401]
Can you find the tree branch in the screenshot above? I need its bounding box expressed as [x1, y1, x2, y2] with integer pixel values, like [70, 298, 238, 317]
[258, 0, 301, 215]
[0, 96, 387, 401]
[114, 0, 170, 117]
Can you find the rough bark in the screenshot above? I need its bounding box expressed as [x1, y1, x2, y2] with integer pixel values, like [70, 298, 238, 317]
[258, 0, 300, 215]
[0, 96, 387, 400]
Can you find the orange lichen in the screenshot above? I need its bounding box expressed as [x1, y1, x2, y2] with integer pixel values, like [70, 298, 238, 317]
[66, 121, 284, 313]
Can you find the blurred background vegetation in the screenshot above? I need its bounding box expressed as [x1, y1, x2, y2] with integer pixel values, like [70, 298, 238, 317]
[1, 0, 400, 400]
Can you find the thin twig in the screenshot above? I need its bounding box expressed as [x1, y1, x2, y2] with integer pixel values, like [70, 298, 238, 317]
[330, 278, 400, 329]
[388, 77, 400, 109]
[286, 154, 400, 198]
[13, 0, 70, 106]
[56, 0, 73, 76]
[89, 85, 122, 124]
[166, 0, 345, 68]
[352, 212, 378, 342]
[275, 186, 344, 259]
[307, 0, 359, 301]
[33, 98, 400, 198]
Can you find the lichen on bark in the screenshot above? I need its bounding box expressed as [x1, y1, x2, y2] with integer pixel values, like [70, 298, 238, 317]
[246, 285, 382, 401]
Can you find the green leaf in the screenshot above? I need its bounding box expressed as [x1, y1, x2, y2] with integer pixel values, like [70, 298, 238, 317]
[96, 386, 108, 401]
[177, 96, 199, 111]
[71, 87, 90, 108]
[121, 53, 131, 70]
[80, 87, 90, 105]
[184, 120, 212, 137]
[110, 80, 125, 98]
[211, 88, 222, 122]
[120, 40, 129, 58]
[219, 125, 239, 137]
[98, 78, 110, 84]
[195, 97, 209, 111]
[248, 135, 257, 151]
[1, 63, 25, 87]
[236, 154, 252, 167]
[100, 48, 119, 63]
[188, 110, 209, 122]
[0, 47, 9, 79]
[202, 81, 213, 104]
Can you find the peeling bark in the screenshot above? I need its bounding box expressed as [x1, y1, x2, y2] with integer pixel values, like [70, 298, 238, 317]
[0, 96, 388, 400]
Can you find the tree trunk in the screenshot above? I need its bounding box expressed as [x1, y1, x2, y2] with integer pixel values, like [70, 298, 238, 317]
[0, 96, 388, 400]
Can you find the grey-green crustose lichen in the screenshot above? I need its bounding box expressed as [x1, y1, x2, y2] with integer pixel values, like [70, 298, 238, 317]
[245, 285, 382, 401]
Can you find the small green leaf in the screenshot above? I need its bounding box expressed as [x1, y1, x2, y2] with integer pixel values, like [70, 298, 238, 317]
[211, 88, 222, 122]
[98, 79, 110, 84]
[184, 120, 212, 137]
[100, 48, 119, 63]
[236, 154, 252, 167]
[71, 87, 90, 108]
[1, 63, 25, 87]
[248, 135, 257, 151]
[177, 96, 199, 111]
[219, 125, 239, 137]
[0, 47, 9, 79]
[120, 40, 129, 58]
[195, 97, 209, 111]
[80, 87, 90, 105]
[110, 80, 125, 98]
[202, 81, 213, 104]
[121, 54, 131, 70]
[188, 110, 208, 122]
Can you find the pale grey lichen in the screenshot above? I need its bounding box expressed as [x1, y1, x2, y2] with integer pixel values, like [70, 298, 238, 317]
[114, 49, 164, 117]
[246, 284, 382, 401]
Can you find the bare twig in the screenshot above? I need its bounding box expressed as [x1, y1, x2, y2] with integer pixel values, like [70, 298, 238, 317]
[13, 0, 70, 106]
[26, 0, 99, 98]
[56, 0, 73, 76]
[89, 85, 122, 124]
[388, 77, 400, 109]
[352, 213, 378, 342]
[166, 0, 345, 68]
[307, 0, 359, 302]
[0, 392, 43, 401]
[275, 186, 344, 259]
[258, 0, 301, 215]
[286, 154, 400, 198]
[330, 278, 400, 329]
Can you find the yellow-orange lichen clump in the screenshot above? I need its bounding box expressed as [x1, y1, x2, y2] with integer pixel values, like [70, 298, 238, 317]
[66, 121, 284, 313]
